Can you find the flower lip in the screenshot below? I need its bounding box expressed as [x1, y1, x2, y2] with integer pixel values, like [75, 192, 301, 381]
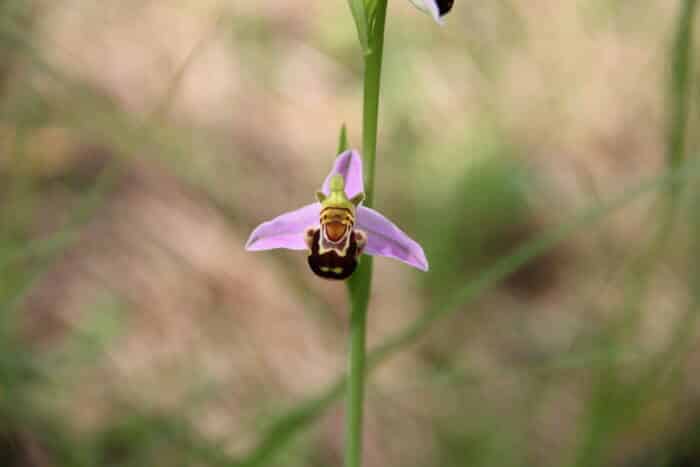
[325, 222, 348, 242]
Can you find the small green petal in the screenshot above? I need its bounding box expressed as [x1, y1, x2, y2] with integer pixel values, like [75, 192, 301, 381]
[337, 123, 349, 154]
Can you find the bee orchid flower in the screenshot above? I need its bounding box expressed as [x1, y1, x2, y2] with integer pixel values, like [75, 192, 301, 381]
[245, 150, 428, 280]
[409, 0, 454, 24]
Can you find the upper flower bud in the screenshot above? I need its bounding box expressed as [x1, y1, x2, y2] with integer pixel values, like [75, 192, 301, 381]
[408, 0, 454, 24]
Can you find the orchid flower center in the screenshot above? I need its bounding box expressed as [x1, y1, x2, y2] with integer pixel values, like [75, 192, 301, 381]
[244, 151, 429, 278]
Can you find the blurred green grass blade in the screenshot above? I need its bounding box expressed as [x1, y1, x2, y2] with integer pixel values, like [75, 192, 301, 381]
[643, 171, 700, 394]
[237, 379, 345, 467]
[617, 0, 698, 381]
[658, 182, 700, 372]
[237, 159, 700, 467]
[368, 162, 698, 366]
[668, 0, 697, 169]
[347, 0, 371, 54]
[667, 0, 697, 205]
[0, 231, 77, 282]
[572, 6, 698, 463]
[1, 162, 121, 320]
[0, 162, 121, 272]
[92, 409, 235, 467]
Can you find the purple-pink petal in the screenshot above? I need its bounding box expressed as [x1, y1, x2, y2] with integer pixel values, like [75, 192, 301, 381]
[356, 206, 429, 271]
[245, 202, 320, 251]
[322, 149, 364, 198]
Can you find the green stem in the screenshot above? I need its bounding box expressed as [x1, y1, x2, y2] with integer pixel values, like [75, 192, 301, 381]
[345, 263, 372, 467]
[361, 1, 388, 209]
[345, 2, 388, 467]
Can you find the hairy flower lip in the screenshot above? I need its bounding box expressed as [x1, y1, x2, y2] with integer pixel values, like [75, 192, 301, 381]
[245, 149, 429, 272]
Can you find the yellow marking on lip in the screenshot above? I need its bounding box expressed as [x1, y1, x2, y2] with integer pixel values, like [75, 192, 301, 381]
[319, 266, 345, 275]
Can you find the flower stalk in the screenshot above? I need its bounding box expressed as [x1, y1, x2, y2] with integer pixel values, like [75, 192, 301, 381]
[345, 1, 389, 466]
[246, 0, 437, 463]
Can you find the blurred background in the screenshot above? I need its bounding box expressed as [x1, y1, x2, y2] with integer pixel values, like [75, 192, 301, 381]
[2, 0, 700, 466]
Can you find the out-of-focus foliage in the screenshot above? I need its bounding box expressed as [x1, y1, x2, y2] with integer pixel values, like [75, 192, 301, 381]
[1, 1, 700, 467]
[421, 137, 535, 300]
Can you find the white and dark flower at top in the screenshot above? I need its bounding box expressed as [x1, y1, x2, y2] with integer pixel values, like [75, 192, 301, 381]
[409, 0, 455, 24]
[245, 150, 428, 280]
